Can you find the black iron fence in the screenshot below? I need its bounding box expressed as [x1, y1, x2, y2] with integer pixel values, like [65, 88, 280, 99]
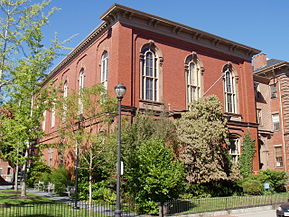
[163, 193, 289, 216]
[0, 201, 139, 217]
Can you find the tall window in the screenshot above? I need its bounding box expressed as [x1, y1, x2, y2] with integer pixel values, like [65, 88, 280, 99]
[274, 146, 283, 167]
[42, 110, 46, 131]
[224, 65, 237, 113]
[272, 113, 280, 131]
[48, 148, 53, 167]
[63, 81, 68, 120]
[270, 83, 277, 98]
[185, 54, 201, 107]
[257, 109, 262, 126]
[78, 69, 85, 114]
[101, 51, 108, 89]
[229, 136, 240, 162]
[142, 48, 159, 101]
[51, 102, 55, 128]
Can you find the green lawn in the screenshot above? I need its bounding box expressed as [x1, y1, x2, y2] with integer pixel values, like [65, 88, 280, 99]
[0, 190, 110, 217]
[169, 193, 289, 215]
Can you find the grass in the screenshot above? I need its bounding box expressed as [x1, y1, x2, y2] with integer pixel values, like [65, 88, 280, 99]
[0, 190, 112, 217]
[168, 192, 289, 215]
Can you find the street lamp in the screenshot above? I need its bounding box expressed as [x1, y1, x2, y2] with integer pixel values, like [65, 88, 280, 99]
[114, 83, 126, 217]
[74, 114, 84, 209]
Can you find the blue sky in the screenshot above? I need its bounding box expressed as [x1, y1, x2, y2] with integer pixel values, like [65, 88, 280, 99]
[43, 0, 289, 67]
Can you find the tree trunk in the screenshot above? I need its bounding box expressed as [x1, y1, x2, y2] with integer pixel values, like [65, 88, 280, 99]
[14, 161, 19, 191]
[21, 144, 29, 197]
[89, 150, 93, 217]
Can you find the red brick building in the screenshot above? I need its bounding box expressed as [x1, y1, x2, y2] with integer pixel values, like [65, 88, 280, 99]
[1, 4, 261, 180]
[253, 54, 289, 173]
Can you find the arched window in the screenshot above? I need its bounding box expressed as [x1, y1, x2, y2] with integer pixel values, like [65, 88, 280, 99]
[101, 51, 108, 89]
[51, 102, 56, 128]
[223, 64, 237, 113]
[140, 42, 162, 102]
[185, 53, 203, 108]
[78, 69, 85, 114]
[63, 81, 68, 120]
[229, 135, 241, 162]
[63, 81, 68, 98]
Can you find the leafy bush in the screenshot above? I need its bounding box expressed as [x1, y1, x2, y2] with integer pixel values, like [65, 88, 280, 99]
[125, 139, 185, 214]
[78, 180, 115, 202]
[259, 170, 287, 192]
[240, 169, 287, 195]
[50, 166, 71, 195]
[27, 161, 51, 187]
[239, 132, 255, 178]
[182, 180, 243, 198]
[40, 172, 52, 185]
[242, 179, 263, 195]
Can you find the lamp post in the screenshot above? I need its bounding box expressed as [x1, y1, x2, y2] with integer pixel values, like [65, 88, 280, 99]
[114, 83, 126, 217]
[74, 115, 83, 209]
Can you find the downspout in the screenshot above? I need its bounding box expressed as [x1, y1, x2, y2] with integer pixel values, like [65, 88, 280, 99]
[277, 68, 287, 172]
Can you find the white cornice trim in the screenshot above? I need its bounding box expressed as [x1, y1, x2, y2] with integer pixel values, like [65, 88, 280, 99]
[43, 21, 110, 86]
[101, 4, 260, 60]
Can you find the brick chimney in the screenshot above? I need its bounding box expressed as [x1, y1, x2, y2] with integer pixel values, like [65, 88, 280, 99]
[252, 53, 267, 70]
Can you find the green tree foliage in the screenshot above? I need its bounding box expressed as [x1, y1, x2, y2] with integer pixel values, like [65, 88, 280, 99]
[56, 84, 116, 211]
[0, 0, 58, 94]
[26, 159, 51, 187]
[242, 179, 263, 195]
[176, 95, 232, 184]
[125, 139, 185, 215]
[239, 132, 256, 178]
[260, 169, 287, 192]
[240, 169, 287, 194]
[0, 0, 63, 196]
[122, 113, 184, 214]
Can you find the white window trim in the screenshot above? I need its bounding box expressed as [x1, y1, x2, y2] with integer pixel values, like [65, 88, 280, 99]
[272, 113, 280, 131]
[224, 66, 237, 114]
[274, 145, 283, 167]
[42, 110, 46, 131]
[78, 70, 85, 114]
[229, 136, 240, 162]
[101, 52, 108, 89]
[142, 49, 159, 101]
[51, 102, 56, 128]
[63, 82, 68, 120]
[186, 61, 201, 107]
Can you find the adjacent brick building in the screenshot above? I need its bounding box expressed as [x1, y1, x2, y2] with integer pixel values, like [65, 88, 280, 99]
[0, 4, 262, 180]
[253, 54, 289, 173]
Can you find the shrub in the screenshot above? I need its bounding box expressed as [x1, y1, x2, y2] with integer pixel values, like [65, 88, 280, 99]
[50, 166, 71, 195]
[240, 169, 287, 194]
[125, 139, 185, 214]
[242, 179, 263, 195]
[239, 132, 255, 178]
[27, 161, 51, 187]
[259, 170, 287, 192]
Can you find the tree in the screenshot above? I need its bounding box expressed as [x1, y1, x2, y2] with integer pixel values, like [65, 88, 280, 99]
[0, 0, 62, 196]
[122, 113, 184, 214]
[239, 132, 256, 178]
[0, 0, 58, 96]
[175, 95, 232, 184]
[125, 139, 185, 215]
[56, 84, 116, 215]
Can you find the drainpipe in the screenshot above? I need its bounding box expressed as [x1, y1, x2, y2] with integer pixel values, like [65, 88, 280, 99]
[278, 74, 287, 172]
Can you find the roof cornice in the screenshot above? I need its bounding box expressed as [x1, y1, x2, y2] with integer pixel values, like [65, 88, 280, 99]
[45, 4, 261, 84]
[254, 61, 289, 78]
[43, 21, 110, 85]
[101, 4, 260, 61]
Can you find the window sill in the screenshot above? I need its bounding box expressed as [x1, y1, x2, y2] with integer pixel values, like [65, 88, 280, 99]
[224, 112, 242, 121]
[139, 99, 165, 111]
